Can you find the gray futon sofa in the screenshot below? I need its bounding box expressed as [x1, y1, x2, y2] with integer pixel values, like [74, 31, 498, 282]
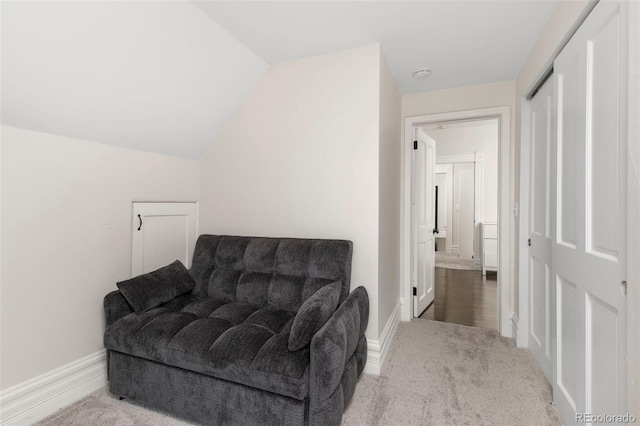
[103, 235, 369, 425]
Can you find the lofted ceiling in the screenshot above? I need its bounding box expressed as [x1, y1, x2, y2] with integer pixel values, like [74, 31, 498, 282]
[194, 1, 557, 94]
[2, 1, 556, 159]
[1, 1, 266, 159]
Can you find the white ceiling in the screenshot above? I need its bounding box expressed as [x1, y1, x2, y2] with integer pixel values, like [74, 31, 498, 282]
[2, 1, 556, 159]
[194, 1, 557, 94]
[1, 1, 266, 159]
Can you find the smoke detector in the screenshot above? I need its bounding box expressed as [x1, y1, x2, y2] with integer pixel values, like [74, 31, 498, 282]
[413, 68, 431, 80]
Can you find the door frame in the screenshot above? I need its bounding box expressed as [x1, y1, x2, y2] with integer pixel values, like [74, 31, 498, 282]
[517, 97, 533, 348]
[436, 154, 484, 267]
[401, 106, 512, 337]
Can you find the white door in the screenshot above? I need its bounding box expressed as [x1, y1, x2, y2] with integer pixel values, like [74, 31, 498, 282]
[132, 202, 198, 276]
[528, 77, 553, 382]
[455, 162, 475, 260]
[552, 1, 627, 422]
[435, 173, 447, 239]
[436, 163, 454, 252]
[413, 129, 436, 317]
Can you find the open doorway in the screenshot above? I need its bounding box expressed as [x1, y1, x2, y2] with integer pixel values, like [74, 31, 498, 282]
[433, 161, 476, 270]
[402, 106, 512, 338]
[418, 119, 499, 330]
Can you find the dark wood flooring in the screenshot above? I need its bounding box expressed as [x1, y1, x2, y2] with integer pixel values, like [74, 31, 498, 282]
[419, 268, 498, 330]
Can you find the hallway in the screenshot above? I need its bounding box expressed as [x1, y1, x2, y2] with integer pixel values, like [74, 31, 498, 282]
[420, 268, 497, 330]
[342, 320, 560, 425]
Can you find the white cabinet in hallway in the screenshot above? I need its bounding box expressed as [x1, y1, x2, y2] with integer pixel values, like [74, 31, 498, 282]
[482, 222, 497, 276]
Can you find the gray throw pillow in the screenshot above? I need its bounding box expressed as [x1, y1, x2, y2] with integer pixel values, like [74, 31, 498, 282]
[117, 260, 195, 314]
[288, 281, 342, 351]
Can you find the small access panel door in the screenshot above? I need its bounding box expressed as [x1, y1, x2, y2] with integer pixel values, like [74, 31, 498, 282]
[131, 202, 197, 277]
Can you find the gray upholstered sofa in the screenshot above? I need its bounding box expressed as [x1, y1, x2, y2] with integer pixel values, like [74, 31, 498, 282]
[103, 235, 369, 425]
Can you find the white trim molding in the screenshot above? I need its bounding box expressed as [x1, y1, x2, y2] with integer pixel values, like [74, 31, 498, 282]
[511, 313, 519, 342]
[364, 301, 401, 376]
[474, 257, 483, 270]
[0, 350, 107, 425]
[517, 96, 532, 349]
[435, 154, 476, 164]
[402, 106, 512, 339]
[400, 296, 410, 321]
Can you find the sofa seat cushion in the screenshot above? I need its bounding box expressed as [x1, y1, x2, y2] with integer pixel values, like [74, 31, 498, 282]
[104, 298, 311, 400]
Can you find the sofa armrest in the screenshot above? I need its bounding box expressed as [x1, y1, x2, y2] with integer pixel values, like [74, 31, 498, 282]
[104, 290, 134, 327]
[308, 286, 368, 426]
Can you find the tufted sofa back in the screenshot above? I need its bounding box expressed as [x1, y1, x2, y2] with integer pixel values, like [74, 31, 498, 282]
[189, 235, 353, 312]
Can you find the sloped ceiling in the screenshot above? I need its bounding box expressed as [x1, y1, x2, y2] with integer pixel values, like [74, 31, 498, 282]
[2, 1, 556, 159]
[194, 1, 556, 95]
[1, 1, 266, 159]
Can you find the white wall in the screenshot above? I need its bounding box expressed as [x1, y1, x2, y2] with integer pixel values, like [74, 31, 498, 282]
[1, 1, 266, 160]
[0, 126, 199, 390]
[377, 51, 402, 333]
[198, 44, 382, 339]
[402, 80, 516, 122]
[425, 122, 499, 223]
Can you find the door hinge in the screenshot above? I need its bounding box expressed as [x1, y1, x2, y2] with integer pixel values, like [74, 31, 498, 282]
[621, 280, 627, 296]
[413, 287, 417, 296]
[528, 238, 531, 247]
[413, 140, 418, 150]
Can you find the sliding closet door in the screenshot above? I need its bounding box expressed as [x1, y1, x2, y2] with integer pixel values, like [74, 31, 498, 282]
[528, 77, 553, 383]
[552, 0, 627, 422]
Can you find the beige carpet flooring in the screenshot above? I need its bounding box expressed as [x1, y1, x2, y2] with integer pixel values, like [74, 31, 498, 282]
[38, 320, 561, 426]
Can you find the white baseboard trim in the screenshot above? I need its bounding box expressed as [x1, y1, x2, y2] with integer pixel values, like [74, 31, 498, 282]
[400, 297, 411, 322]
[0, 350, 107, 425]
[364, 301, 401, 376]
[473, 257, 482, 270]
[511, 313, 519, 342]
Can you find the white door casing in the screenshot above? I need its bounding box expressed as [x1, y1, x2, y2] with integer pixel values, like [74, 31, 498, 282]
[528, 77, 554, 382]
[413, 129, 436, 317]
[435, 163, 454, 253]
[552, 0, 627, 421]
[402, 107, 510, 337]
[435, 172, 447, 238]
[454, 162, 475, 260]
[132, 202, 198, 277]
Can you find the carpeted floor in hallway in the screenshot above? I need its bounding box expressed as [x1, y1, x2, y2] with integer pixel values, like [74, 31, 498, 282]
[341, 320, 561, 425]
[38, 320, 561, 426]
